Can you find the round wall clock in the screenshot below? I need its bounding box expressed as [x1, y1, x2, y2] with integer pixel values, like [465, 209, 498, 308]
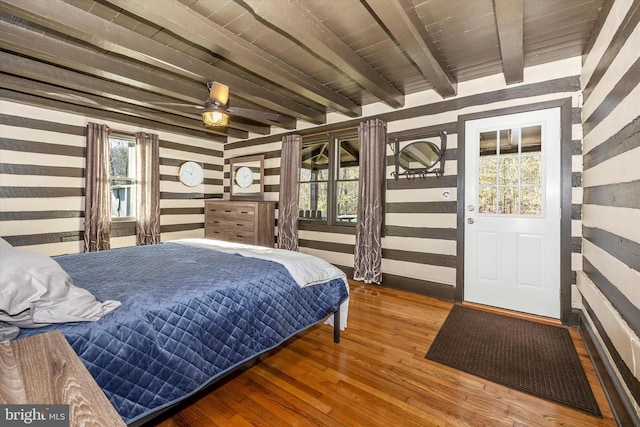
[178, 161, 204, 187]
[234, 166, 254, 188]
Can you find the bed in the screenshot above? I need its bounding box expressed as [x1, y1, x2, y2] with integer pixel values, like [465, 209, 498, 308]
[1, 239, 349, 425]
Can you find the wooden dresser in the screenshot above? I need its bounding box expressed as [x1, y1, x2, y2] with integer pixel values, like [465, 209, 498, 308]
[204, 200, 275, 247]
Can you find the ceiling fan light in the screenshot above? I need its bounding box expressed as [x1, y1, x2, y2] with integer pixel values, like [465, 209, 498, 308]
[202, 110, 228, 127]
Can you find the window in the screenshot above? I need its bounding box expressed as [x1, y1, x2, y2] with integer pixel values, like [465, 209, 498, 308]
[477, 125, 543, 215]
[299, 130, 359, 226]
[109, 134, 136, 219]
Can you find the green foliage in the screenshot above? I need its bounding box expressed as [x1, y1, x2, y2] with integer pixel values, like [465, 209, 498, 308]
[478, 153, 542, 215]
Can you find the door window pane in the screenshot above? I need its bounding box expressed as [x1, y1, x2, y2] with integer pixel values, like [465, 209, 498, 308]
[477, 125, 543, 216]
[521, 126, 542, 152]
[499, 187, 519, 214]
[479, 131, 498, 156]
[478, 187, 497, 214]
[479, 157, 497, 185]
[521, 155, 542, 185]
[499, 129, 518, 154]
[498, 154, 519, 185]
[521, 186, 542, 215]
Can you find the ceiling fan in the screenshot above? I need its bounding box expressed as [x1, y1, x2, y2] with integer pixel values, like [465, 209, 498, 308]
[153, 82, 280, 128]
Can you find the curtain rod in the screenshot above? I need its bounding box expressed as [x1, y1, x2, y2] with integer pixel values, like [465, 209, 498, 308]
[300, 125, 358, 138]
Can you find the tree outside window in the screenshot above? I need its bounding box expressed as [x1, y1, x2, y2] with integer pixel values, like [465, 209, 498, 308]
[477, 126, 543, 216]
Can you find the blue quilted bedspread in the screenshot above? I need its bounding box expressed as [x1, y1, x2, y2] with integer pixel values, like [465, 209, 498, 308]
[18, 243, 348, 425]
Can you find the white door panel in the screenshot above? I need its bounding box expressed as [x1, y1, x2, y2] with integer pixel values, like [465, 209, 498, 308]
[476, 232, 499, 281]
[518, 234, 543, 288]
[464, 108, 561, 318]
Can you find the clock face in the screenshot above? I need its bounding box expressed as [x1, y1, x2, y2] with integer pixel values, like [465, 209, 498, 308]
[235, 166, 254, 188]
[178, 161, 203, 187]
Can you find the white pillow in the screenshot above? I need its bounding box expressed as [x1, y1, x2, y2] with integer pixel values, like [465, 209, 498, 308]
[0, 321, 20, 342]
[0, 247, 121, 340]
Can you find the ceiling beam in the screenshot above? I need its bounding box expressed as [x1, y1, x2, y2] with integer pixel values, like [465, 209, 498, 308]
[0, 0, 326, 124]
[0, 87, 225, 142]
[240, 0, 405, 109]
[0, 72, 244, 140]
[365, 0, 457, 98]
[0, 19, 297, 133]
[0, 51, 269, 138]
[0, 20, 282, 135]
[0, 19, 207, 106]
[0, 19, 296, 135]
[493, 0, 524, 84]
[0, 51, 197, 122]
[104, 0, 362, 118]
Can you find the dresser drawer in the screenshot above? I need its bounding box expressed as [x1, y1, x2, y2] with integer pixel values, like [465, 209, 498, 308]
[235, 205, 256, 217]
[205, 228, 231, 240]
[206, 204, 256, 220]
[226, 231, 255, 244]
[232, 219, 254, 231]
[203, 200, 274, 247]
[205, 216, 253, 228]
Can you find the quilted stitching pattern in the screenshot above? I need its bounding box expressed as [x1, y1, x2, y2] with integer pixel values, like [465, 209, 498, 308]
[18, 243, 348, 424]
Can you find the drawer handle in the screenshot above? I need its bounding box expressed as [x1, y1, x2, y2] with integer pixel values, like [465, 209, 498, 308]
[213, 220, 220, 224]
[225, 209, 232, 213]
[240, 210, 249, 214]
[236, 223, 244, 227]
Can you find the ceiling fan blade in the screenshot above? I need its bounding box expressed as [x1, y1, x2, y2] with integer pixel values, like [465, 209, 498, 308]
[227, 107, 280, 121]
[209, 82, 229, 106]
[146, 102, 203, 108]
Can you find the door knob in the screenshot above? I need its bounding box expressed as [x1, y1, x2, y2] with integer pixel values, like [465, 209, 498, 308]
[467, 218, 474, 224]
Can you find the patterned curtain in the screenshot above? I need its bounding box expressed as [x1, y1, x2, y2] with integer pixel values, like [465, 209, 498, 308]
[277, 134, 302, 250]
[354, 119, 387, 284]
[84, 123, 111, 252]
[135, 132, 161, 245]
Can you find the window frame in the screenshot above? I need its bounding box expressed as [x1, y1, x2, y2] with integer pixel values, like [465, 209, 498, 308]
[108, 132, 137, 222]
[477, 125, 543, 216]
[298, 129, 359, 232]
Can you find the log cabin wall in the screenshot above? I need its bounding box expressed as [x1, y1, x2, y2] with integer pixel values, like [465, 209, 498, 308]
[578, 0, 640, 417]
[224, 57, 584, 302]
[0, 100, 223, 256]
[0, 5, 636, 416]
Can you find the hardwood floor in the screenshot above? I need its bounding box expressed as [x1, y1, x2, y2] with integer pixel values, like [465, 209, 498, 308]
[153, 282, 616, 426]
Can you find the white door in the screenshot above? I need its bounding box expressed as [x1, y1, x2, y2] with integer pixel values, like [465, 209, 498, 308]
[464, 108, 561, 318]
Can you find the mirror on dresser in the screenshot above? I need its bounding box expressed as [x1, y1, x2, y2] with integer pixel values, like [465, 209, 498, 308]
[229, 155, 264, 200]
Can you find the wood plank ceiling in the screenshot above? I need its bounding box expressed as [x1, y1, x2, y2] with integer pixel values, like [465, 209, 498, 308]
[0, 0, 604, 141]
